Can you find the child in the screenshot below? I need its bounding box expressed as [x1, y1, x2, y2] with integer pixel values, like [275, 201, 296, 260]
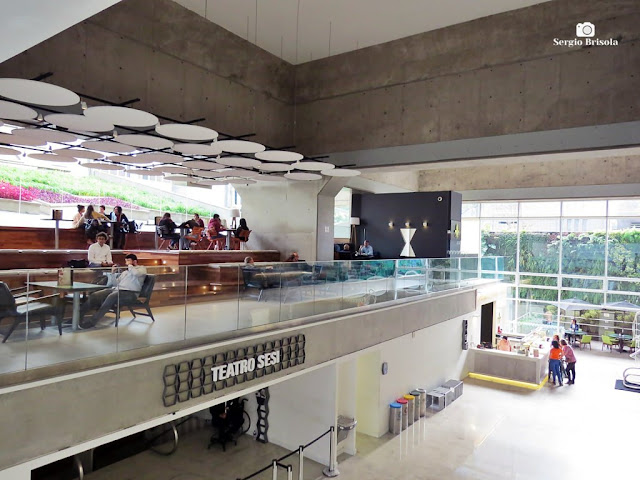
[549, 340, 563, 386]
[560, 339, 577, 384]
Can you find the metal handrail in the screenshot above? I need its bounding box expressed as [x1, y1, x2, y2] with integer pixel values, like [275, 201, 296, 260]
[72, 455, 84, 480]
[147, 420, 178, 456]
[237, 427, 333, 480]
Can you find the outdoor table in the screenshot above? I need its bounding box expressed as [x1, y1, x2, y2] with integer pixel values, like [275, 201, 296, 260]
[565, 330, 585, 345]
[610, 333, 633, 353]
[30, 281, 106, 331]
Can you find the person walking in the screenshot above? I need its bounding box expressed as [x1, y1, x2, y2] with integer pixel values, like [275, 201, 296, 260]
[560, 339, 577, 384]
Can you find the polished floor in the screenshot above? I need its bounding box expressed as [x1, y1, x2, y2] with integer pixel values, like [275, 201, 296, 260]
[85, 349, 638, 480]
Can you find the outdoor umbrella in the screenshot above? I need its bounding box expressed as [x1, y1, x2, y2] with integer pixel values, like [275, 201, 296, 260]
[601, 301, 640, 312]
[557, 298, 601, 312]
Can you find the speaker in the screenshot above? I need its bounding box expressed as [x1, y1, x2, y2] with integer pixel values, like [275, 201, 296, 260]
[462, 319, 469, 350]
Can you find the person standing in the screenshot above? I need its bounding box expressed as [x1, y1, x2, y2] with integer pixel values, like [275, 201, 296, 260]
[87, 232, 113, 267]
[560, 339, 577, 384]
[110, 206, 129, 250]
[549, 340, 563, 386]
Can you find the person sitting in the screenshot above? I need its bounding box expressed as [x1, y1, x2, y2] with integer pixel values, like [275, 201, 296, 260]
[84, 204, 110, 243]
[72, 204, 86, 229]
[244, 256, 255, 268]
[207, 214, 226, 250]
[88, 232, 113, 267]
[357, 240, 374, 257]
[192, 213, 205, 228]
[178, 214, 206, 249]
[497, 335, 512, 352]
[343, 244, 350, 251]
[285, 252, 300, 262]
[99, 205, 108, 217]
[159, 212, 181, 250]
[230, 218, 250, 250]
[79, 254, 147, 328]
[110, 206, 129, 250]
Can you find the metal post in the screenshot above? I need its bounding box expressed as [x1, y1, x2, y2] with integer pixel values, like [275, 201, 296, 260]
[272, 459, 278, 480]
[322, 426, 340, 477]
[54, 219, 60, 249]
[298, 446, 304, 480]
[287, 465, 293, 480]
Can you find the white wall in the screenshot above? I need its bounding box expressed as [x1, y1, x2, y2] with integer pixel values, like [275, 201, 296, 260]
[337, 360, 357, 456]
[266, 364, 337, 465]
[374, 314, 470, 437]
[0, 463, 30, 480]
[355, 351, 381, 437]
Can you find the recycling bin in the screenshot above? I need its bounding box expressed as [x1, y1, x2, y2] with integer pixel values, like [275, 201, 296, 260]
[410, 390, 423, 421]
[403, 394, 416, 425]
[395, 397, 409, 430]
[389, 402, 402, 434]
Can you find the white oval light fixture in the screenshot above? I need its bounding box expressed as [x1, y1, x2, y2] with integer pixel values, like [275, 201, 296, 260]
[27, 153, 78, 163]
[84, 106, 159, 128]
[55, 148, 105, 160]
[80, 141, 137, 154]
[13, 128, 77, 144]
[44, 113, 115, 132]
[181, 159, 220, 170]
[0, 100, 38, 121]
[255, 150, 303, 162]
[114, 134, 174, 150]
[80, 162, 125, 171]
[0, 132, 47, 147]
[0, 78, 80, 106]
[291, 161, 335, 172]
[127, 169, 164, 176]
[216, 140, 266, 154]
[0, 146, 21, 156]
[215, 156, 262, 169]
[155, 124, 218, 141]
[320, 168, 361, 177]
[284, 172, 322, 181]
[173, 143, 223, 156]
[260, 162, 292, 172]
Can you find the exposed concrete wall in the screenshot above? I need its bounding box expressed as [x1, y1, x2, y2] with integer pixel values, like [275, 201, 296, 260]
[294, 0, 640, 156]
[417, 154, 640, 191]
[0, 288, 476, 470]
[234, 181, 323, 261]
[0, 0, 295, 147]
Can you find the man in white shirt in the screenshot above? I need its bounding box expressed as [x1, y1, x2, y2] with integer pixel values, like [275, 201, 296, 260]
[80, 254, 148, 328]
[358, 240, 374, 257]
[87, 232, 113, 267]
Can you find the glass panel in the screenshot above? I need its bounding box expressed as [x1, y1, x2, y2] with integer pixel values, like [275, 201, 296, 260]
[561, 219, 606, 276]
[396, 259, 427, 298]
[461, 202, 479, 218]
[480, 202, 518, 217]
[607, 218, 640, 278]
[520, 275, 557, 287]
[562, 277, 603, 290]
[481, 219, 518, 272]
[0, 270, 28, 374]
[26, 266, 119, 369]
[514, 300, 558, 335]
[461, 218, 480, 255]
[562, 200, 606, 217]
[520, 201, 561, 217]
[518, 286, 558, 301]
[428, 258, 461, 291]
[185, 264, 239, 340]
[560, 290, 604, 304]
[519, 219, 560, 274]
[607, 280, 640, 293]
[608, 199, 640, 217]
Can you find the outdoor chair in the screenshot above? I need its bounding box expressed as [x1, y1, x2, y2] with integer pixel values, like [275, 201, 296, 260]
[231, 230, 251, 250]
[109, 275, 156, 327]
[580, 334, 592, 350]
[602, 335, 614, 351]
[0, 282, 60, 343]
[242, 268, 270, 301]
[156, 225, 172, 250]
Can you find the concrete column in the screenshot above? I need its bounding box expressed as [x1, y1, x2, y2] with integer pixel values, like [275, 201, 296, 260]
[316, 177, 350, 261]
[235, 182, 323, 261]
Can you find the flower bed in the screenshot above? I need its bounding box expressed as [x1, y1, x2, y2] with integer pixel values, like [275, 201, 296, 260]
[0, 181, 136, 209]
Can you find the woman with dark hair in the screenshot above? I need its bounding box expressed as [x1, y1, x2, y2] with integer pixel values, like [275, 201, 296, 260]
[207, 214, 226, 250]
[84, 204, 109, 244]
[111, 206, 129, 249]
[231, 218, 250, 250]
[549, 340, 563, 387]
[158, 212, 180, 249]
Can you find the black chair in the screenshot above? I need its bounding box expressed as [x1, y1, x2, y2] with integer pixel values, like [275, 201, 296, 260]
[156, 225, 172, 250]
[110, 275, 156, 327]
[242, 268, 269, 301]
[0, 282, 60, 343]
[208, 398, 249, 451]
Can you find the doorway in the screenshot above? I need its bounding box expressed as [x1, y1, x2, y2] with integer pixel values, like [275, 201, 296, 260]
[480, 302, 494, 345]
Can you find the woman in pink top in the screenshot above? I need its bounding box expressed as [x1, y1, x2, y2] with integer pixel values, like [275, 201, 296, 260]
[560, 339, 577, 384]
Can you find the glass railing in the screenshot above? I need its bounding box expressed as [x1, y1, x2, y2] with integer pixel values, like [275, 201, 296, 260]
[0, 256, 504, 375]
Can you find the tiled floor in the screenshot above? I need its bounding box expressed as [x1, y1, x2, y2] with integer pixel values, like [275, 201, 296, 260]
[85, 348, 638, 480]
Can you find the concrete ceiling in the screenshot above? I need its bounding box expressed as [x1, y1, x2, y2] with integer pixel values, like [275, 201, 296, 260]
[0, 0, 121, 64]
[174, 0, 550, 64]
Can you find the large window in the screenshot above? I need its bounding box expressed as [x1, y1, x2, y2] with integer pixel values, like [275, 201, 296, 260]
[463, 198, 640, 328]
[334, 187, 352, 239]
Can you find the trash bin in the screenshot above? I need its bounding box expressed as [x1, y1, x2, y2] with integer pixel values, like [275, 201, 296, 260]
[395, 397, 409, 430]
[426, 389, 445, 412]
[414, 388, 427, 417]
[434, 386, 455, 407]
[389, 402, 402, 435]
[403, 394, 416, 425]
[410, 390, 423, 421]
[337, 415, 357, 443]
